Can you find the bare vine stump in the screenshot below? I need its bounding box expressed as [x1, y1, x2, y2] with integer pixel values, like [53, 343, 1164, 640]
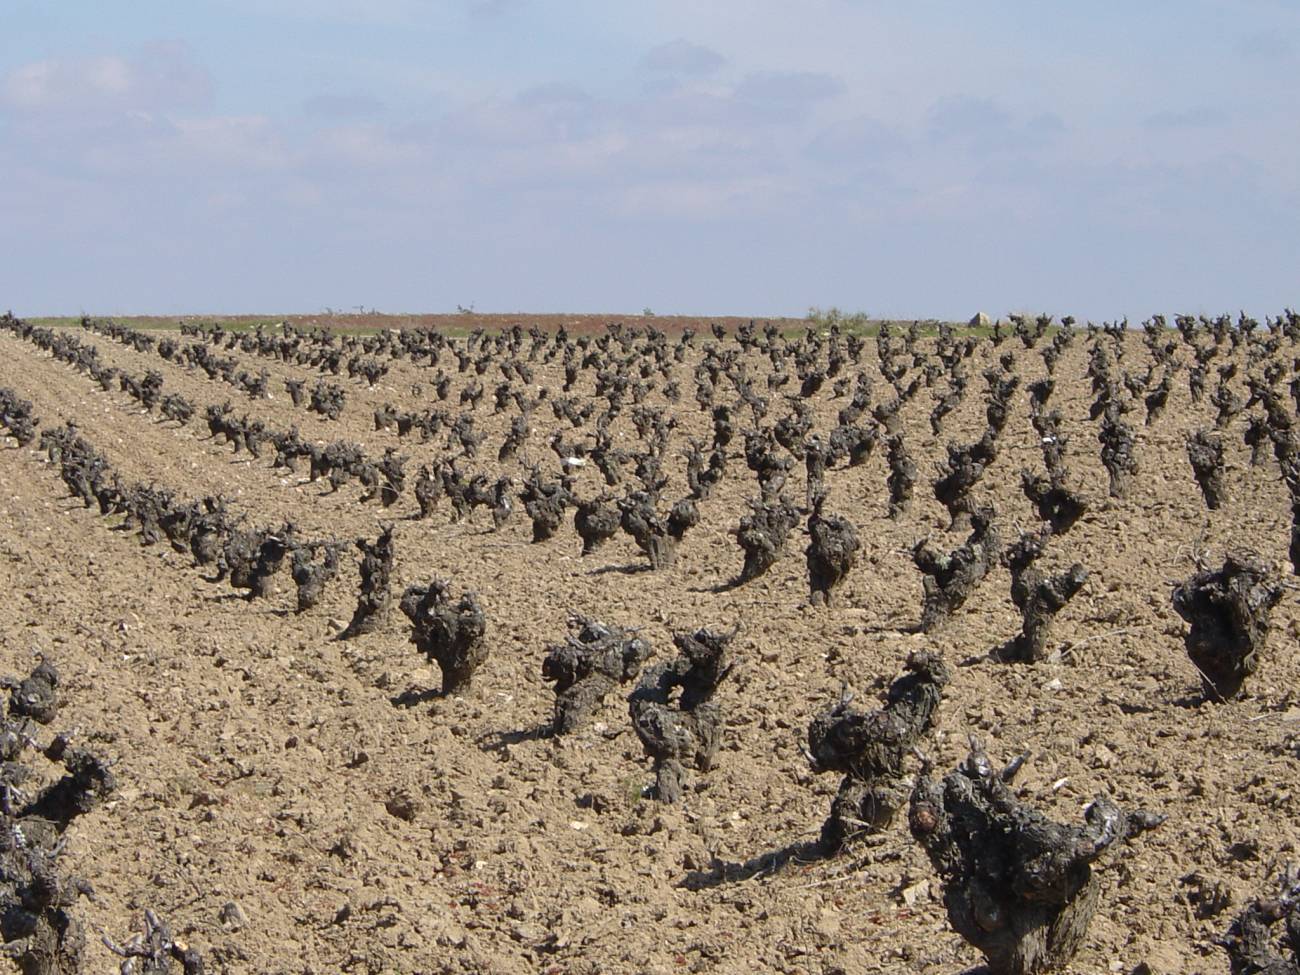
[684, 439, 725, 499]
[1020, 471, 1088, 536]
[740, 429, 789, 503]
[803, 435, 835, 509]
[805, 498, 859, 606]
[733, 496, 800, 584]
[378, 448, 406, 507]
[489, 476, 514, 531]
[829, 422, 877, 467]
[1244, 414, 1271, 469]
[1014, 564, 1088, 663]
[216, 528, 257, 592]
[216, 524, 292, 600]
[526, 495, 567, 542]
[628, 628, 735, 802]
[909, 740, 1164, 975]
[1000, 531, 1088, 663]
[291, 542, 343, 613]
[886, 434, 916, 519]
[249, 526, 292, 600]
[413, 464, 440, 519]
[933, 432, 998, 531]
[399, 581, 488, 695]
[1098, 413, 1137, 499]
[1292, 500, 1300, 576]
[1172, 554, 1282, 700]
[339, 526, 395, 639]
[0, 662, 115, 975]
[542, 617, 651, 734]
[667, 498, 700, 544]
[807, 651, 951, 851]
[913, 507, 1001, 633]
[0, 844, 92, 975]
[1217, 871, 1300, 975]
[188, 498, 228, 569]
[1187, 429, 1228, 510]
[574, 496, 620, 555]
[619, 493, 689, 570]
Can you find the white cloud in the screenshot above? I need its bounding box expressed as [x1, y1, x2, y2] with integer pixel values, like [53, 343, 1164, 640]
[212, 0, 505, 26]
[302, 93, 386, 120]
[1143, 106, 1225, 130]
[0, 42, 212, 115]
[640, 39, 727, 76]
[313, 123, 427, 169]
[734, 70, 844, 104]
[172, 115, 288, 170]
[1236, 29, 1294, 60]
[613, 175, 791, 220]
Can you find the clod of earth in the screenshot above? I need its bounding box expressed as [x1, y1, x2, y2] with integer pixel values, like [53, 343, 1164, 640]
[3, 660, 60, 725]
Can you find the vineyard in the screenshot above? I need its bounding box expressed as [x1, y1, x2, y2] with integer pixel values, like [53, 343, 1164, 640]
[1, 310, 1299, 974]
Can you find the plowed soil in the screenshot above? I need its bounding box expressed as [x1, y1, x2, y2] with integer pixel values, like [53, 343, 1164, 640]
[0, 321, 1297, 975]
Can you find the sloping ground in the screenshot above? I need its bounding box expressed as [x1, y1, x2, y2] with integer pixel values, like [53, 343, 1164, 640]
[0, 323, 1297, 974]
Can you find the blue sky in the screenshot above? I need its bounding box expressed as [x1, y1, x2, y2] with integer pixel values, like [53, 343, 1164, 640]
[2, 1, 1297, 319]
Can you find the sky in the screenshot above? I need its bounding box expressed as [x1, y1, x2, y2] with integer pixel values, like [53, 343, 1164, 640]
[1, 1, 1298, 320]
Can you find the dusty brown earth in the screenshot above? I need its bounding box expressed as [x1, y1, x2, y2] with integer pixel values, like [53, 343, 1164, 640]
[0, 318, 1297, 975]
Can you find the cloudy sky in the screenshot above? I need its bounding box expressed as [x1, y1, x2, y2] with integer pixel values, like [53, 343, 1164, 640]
[2, 1, 1297, 319]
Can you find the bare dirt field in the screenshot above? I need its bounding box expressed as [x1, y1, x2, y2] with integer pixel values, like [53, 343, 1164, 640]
[0, 314, 1297, 974]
